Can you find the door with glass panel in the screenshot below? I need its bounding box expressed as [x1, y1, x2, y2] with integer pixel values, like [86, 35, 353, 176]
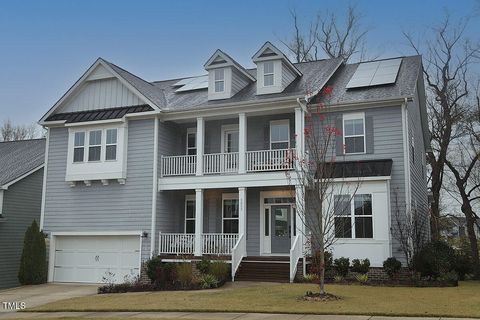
[223, 129, 239, 172]
[270, 205, 291, 254]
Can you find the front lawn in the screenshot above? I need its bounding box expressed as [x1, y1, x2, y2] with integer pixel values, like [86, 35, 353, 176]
[30, 281, 480, 318]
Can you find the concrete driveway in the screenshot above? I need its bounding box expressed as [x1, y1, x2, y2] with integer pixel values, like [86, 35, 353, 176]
[0, 283, 97, 312]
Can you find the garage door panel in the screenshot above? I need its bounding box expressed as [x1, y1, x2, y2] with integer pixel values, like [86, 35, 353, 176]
[53, 235, 141, 284]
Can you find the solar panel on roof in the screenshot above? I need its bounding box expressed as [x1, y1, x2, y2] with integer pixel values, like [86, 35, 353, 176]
[172, 78, 195, 87]
[346, 58, 402, 89]
[174, 75, 209, 92]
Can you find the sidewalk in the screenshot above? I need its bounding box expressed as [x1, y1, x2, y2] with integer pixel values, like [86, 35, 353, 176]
[0, 311, 476, 320]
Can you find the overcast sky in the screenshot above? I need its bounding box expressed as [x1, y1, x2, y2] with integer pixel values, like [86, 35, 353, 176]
[0, 0, 478, 125]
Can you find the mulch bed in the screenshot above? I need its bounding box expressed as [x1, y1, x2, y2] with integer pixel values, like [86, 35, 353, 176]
[302, 291, 342, 302]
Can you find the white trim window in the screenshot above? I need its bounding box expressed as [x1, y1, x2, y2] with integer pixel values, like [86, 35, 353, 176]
[185, 195, 195, 234]
[222, 193, 239, 233]
[214, 69, 225, 93]
[105, 128, 118, 161]
[270, 119, 290, 150]
[88, 130, 102, 162]
[334, 194, 373, 239]
[263, 61, 274, 87]
[343, 113, 366, 154]
[73, 132, 86, 163]
[221, 124, 239, 153]
[186, 128, 196, 156]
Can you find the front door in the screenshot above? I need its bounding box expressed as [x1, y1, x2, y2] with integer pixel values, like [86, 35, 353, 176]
[270, 205, 291, 254]
[223, 129, 239, 171]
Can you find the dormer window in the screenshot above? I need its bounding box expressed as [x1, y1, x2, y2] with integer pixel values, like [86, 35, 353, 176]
[263, 61, 274, 86]
[214, 69, 225, 93]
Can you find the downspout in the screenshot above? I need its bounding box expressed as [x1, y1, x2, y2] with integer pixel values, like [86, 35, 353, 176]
[401, 98, 412, 214]
[296, 97, 307, 276]
[40, 128, 50, 231]
[150, 117, 159, 257]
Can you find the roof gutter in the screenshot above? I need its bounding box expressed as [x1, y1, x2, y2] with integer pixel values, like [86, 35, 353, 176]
[307, 96, 414, 111]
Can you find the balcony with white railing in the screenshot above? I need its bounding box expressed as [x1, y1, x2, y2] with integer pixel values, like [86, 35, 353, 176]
[160, 149, 295, 177]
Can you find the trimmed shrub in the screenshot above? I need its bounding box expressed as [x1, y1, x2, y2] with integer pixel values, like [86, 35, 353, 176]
[176, 263, 193, 288]
[383, 257, 402, 279]
[146, 257, 163, 283]
[454, 253, 473, 280]
[18, 220, 47, 285]
[196, 258, 211, 275]
[146, 258, 176, 287]
[302, 273, 319, 283]
[413, 240, 456, 278]
[355, 273, 369, 284]
[351, 258, 370, 274]
[198, 274, 219, 289]
[333, 257, 350, 277]
[209, 261, 229, 282]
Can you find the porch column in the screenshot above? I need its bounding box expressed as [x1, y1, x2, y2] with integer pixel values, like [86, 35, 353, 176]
[294, 107, 304, 157]
[295, 184, 305, 266]
[196, 117, 204, 176]
[238, 187, 247, 236]
[238, 113, 247, 174]
[194, 188, 204, 256]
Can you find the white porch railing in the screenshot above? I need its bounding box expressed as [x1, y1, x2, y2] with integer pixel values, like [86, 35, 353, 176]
[289, 234, 302, 283]
[231, 234, 246, 281]
[158, 233, 195, 255]
[202, 233, 239, 255]
[246, 149, 295, 172]
[161, 155, 196, 176]
[203, 153, 239, 174]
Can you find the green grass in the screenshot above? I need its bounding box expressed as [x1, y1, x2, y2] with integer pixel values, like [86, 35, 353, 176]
[29, 281, 480, 318]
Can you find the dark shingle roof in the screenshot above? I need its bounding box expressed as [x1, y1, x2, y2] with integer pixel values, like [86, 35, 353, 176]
[0, 139, 45, 187]
[46, 105, 153, 123]
[317, 159, 393, 179]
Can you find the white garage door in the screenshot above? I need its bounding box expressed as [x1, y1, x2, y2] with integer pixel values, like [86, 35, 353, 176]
[53, 235, 141, 284]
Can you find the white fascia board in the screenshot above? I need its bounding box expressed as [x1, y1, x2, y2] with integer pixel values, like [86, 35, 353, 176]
[1, 165, 44, 190]
[49, 231, 143, 236]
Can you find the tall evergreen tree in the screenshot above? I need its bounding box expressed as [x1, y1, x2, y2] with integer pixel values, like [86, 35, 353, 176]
[18, 220, 47, 284]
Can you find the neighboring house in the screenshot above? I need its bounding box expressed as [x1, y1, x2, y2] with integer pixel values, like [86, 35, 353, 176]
[39, 41, 429, 283]
[0, 139, 45, 289]
[441, 215, 480, 240]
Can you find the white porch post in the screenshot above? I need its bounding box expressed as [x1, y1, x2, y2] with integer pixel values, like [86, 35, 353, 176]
[295, 184, 306, 275]
[238, 187, 247, 236]
[194, 188, 204, 256]
[238, 113, 247, 174]
[196, 117, 204, 176]
[294, 107, 304, 157]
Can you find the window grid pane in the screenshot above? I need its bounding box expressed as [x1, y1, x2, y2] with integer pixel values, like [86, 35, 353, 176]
[215, 81, 224, 93]
[73, 148, 84, 162]
[88, 146, 101, 161]
[264, 74, 274, 86]
[74, 132, 85, 147]
[105, 145, 117, 161]
[89, 130, 102, 146]
[106, 129, 117, 144]
[345, 136, 365, 153]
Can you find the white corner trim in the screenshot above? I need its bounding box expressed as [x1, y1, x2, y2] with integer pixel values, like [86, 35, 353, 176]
[401, 102, 412, 211]
[150, 117, 159, 257]
[0, 190, 4, 215]
[40, 128, 50, 230]
[1, 164, 45, 190]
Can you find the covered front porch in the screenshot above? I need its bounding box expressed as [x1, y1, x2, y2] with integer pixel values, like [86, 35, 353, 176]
[156, 187, 305, 281]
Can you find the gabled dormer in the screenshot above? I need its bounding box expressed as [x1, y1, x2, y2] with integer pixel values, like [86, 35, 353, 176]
[204, 50, 255, 100]
[252, 42, 302, 95]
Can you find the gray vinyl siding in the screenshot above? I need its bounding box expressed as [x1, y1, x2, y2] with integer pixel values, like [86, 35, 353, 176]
[315, 106, 407, 261]
[231, 68, 249, 96]
[43, 119, 155, 261]
[0, 169, 43, 289]
[281, 63, 296, 89]
[408, 87, 430, 241]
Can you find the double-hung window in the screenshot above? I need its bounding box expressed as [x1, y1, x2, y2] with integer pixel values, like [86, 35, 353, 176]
[263, 61, 274, 86]
[343, 113, 365, 154]
[106, 129, 117, 161]
[214, 69, 225, 93]
[88, 130, 102, 161]
[334, 194, 373, 239]
[185, 196, 195, 234]
[223, 194, 239, 233]
[73, 132, 85, 163]
[270, 120, 290, 150]
[186, 129, 196, 155]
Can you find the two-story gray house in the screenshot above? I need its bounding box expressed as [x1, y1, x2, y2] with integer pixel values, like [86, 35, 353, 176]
[39, 42, 429, 283]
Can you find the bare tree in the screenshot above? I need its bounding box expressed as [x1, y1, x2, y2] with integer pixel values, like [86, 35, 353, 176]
[280, 4, 370, 63]
[0, 119, 41, 141]
[404, 13, 480, 241]
[287, 87, 360, 296]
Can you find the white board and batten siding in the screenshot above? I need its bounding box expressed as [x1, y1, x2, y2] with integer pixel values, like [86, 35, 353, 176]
[58, 65, 143, 113]
[52, 234, 141, 284]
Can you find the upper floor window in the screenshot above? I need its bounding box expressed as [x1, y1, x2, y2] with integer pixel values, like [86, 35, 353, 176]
[186, 128, 196, 155]
[343, 113, 365, 154]
[263, 61, 274, 86]
[73, 132, 85, 163]
[334, 194, 373, 239]
[106, 129, 118, 161]
[214, 69, 225, 93]
[270, 120, 290, 150]
[88, 130, 102, 161]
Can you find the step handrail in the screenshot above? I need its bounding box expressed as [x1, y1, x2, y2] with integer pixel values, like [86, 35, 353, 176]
[289, 234, 302, 283]
[231, 233, 246, 281]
